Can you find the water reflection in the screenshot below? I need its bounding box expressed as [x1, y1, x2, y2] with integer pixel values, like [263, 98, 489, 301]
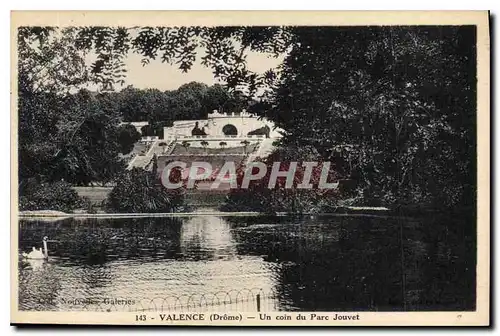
[18, 214, 475, 312]
[18, 216, 280, 311]
[179, 216, 238, 260]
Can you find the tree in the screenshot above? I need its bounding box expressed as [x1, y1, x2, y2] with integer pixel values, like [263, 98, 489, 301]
[247, 125, 271, 138]
[240, 140, 250, 154]
[219, 141, 227, 150]
[18, 28, 89, 184]
[223, 145, 341, 213]
[117, 124, 141, 155]
[18, 27, 90, 96]
[264, 26, 476, 209]
[118, 86, 151, 121]
[50, 89, 128, 186]
[57, 26, 293, 101]
[181, 141, 191, 152]
[204, 84, 232, 113]
[159, 141, 168, 154]
[115, 83, 243, 133]
[200, 140, 209, 152]
[19, 87, 128, 187]
[18, 26, 476, 212]
[19, 179, 86, 212]
[18, 28, 131, 189]
[106, 168, 184, 213]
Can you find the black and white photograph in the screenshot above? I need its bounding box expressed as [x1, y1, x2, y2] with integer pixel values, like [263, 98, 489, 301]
[11, 11, 490, 326]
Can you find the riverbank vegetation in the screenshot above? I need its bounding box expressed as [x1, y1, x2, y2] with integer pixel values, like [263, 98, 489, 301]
[105, 167, 187, 213]
[17, 26, 476, 215]
[19, 180, 86, 213]
[262, 27, 476, 213]
[222, 145, 343, 213]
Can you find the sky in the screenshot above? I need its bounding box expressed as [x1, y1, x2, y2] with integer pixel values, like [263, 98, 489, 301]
[119, 46, 285, 91]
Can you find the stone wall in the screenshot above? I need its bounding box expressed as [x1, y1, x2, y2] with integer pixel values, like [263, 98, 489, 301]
[163, 114, 282, 139]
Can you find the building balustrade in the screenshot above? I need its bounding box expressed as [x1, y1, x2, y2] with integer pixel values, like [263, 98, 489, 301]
[165, 134, 266, 139]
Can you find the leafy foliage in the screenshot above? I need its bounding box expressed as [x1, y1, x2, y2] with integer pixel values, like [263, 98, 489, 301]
[117, 124, 142, 155]
[17, 27, 135, 190]
[240, 140, 250, 154]
[47, 26, 292, 98]
[17, 25, 477, 213]
[19, 88, 129, 186]
[117, 82, 247, 126]
[105, 168, 185, 213]
[19, 179, 86, 212]
[263, 27, 476, 209]
[181, 141, 191, 151]
[223, 145, 341, 213]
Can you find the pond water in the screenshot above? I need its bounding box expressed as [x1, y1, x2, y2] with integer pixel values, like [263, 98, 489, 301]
[18, 212, 476, 312]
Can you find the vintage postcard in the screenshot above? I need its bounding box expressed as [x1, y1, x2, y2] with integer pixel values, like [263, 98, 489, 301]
[10, 11, 490, 326]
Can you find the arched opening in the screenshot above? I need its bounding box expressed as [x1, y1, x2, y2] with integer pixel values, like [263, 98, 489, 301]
[222, 124, 238, 136]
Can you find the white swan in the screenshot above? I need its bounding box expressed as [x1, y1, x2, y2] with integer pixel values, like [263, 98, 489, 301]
[22, 236, 49, 260]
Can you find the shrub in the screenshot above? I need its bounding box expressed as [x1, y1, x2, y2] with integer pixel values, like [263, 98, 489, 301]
[19, 179, 85, 213]
[117, 124, 142, 155]
[105, 168, 185, 213]
[222, 145, 343, 214]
